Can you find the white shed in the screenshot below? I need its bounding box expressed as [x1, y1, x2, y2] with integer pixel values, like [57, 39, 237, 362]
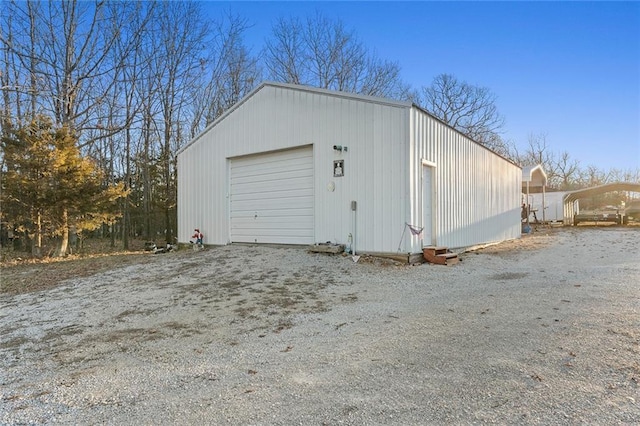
[527, 191, 572, 223]
[177, 82, 522, 255]
[522, 164, 548, 221]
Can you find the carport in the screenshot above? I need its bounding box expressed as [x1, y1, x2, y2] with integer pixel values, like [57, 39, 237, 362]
[562, 182, 640, 225]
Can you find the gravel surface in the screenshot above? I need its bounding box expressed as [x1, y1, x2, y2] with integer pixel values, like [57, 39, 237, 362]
[1, 227, 639, 425]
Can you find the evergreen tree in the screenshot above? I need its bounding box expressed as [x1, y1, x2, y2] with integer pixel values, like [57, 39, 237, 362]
[1, 116, 127, 257]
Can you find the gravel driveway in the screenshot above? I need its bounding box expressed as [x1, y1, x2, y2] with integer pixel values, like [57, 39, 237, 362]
[1, 227, 639, 425]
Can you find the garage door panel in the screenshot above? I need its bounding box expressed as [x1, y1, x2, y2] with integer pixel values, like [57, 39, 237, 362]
[231, 227, 314, 237]
[234, 147, 313, 173]
[231, 163, 312, 181]
[231, 217, 313, 230]
[231, 207, 313, 218]
[232, 235, 313, 244]
[230, 146, 314, 244]
[232, 233, 314, 242]
[232, 159, 312, 179]
[231, 189, 313, 203]
[231, 177, 313, 195]
[230, 198, 313, 212]
[231, 227, 314, 244]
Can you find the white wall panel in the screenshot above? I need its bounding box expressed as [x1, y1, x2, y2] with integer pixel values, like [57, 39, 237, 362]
[409, 107, 521, 250]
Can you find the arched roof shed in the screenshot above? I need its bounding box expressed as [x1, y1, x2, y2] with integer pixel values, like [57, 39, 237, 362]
[562, 182, 640, 224]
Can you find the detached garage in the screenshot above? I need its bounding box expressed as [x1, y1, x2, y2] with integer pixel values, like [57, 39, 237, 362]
[177, 82, 522, 255]
[229, 146, 314, 244]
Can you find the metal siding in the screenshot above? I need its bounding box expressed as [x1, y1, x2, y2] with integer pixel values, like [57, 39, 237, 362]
[528, 191, 568, 222]
[312, 95, 409, 253]
[178, 84, 520, 252]
[409, 107, 521, 250]
[178, 84, 410, 252]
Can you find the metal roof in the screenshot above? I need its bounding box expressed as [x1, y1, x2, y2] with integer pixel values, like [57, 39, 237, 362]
[178, 81, 412, 155]
[563, 182, 640, 203]
[522, 164, 547, 187]
[178, 82, 521, 167]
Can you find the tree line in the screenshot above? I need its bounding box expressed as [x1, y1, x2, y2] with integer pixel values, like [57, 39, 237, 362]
[1, 1, 637, 256]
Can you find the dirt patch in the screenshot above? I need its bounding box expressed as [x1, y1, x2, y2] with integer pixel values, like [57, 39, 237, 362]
[0, 251, 157, 295]
[473, 228, 558, 255]
[490, 271, 529, 280]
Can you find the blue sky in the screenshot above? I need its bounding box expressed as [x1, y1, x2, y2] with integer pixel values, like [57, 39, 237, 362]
[204, 1, 640, 172]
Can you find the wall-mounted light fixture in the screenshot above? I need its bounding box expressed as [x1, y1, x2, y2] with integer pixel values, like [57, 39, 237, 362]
[333, 145, 343, 152]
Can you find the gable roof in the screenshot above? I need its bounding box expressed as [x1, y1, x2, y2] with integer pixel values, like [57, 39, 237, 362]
[178, 81, 520, 168]
[522, 164, 547, 187]
[178, 81, 412, 155]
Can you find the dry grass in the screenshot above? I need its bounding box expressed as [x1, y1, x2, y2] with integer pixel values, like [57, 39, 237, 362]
[2, 225, 637, 296]
[0, 238, 154, 296]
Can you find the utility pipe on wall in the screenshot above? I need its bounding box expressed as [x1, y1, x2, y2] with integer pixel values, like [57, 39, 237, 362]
[351, 200, 357, 258]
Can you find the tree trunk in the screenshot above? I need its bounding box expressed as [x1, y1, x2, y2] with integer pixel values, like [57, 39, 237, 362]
[123, 127, 131, 250]
[142, 138, 151, 241]
[163, 113, 173, 245]
[57, 208, 69, 257]
[32, 211, 42, 258]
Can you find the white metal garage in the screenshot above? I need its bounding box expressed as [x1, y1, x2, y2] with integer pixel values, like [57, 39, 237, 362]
[177, 82, 522, 254]
[230, 146, 314, 244]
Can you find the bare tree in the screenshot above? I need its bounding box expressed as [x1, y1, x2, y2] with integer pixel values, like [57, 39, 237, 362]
[524, 133, 552, 165]
[212, 40, 260, 119]
[1, 0, 42, 131]
[1, 0, 148, 144]
[111, 2, 155, 249]
[33, 1, 114, 129]
[554, 151, 580, 190]
[358, 56, 409, 99]
[303, 12, 353, 89]
[189, 12, 260, 136]
[1, 1, 151, 255]
[481, 133, 519, 162]
[579, 165, 614, 187]
[263, 12, 410, 99]
[520, 132, 559, 187]
[576, 165, 610, 208]
[517, 132, 638, 193]
[418, 73, 505, 145]
[149, 2, 212, 244]
[0, 3, 13, 128]
[264, 16, 304, 85]
[619, 168, 640, 184]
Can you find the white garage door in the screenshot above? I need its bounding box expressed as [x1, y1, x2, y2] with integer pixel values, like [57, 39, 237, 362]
[230, 146, 314, 244]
